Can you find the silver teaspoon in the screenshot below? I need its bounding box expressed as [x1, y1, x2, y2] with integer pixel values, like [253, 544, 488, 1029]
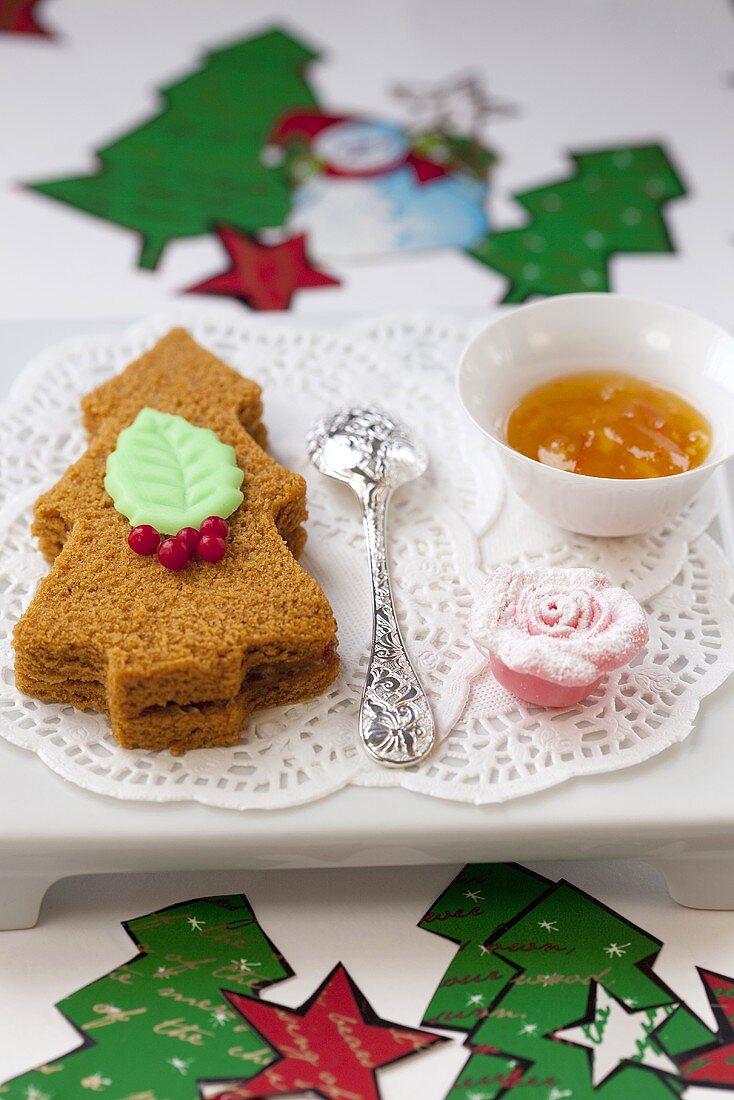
[307, 407, 435, 768]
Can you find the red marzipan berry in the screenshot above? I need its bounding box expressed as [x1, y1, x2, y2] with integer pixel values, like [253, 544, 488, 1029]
[176, 527, 199, 556]
[128, 524, 160, 556]
[199, 515, 229, 539]
[197, 534, 227, 563]
[158, 537, 190, 571]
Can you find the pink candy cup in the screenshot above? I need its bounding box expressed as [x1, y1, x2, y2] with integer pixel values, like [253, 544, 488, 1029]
[470, 565, 648, 708]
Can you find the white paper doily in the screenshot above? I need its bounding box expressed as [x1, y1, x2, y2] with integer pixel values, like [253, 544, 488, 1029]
[1, 311, 733, 809]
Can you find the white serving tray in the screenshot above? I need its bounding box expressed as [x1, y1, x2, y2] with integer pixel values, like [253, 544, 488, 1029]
[2, 317, 734, 929]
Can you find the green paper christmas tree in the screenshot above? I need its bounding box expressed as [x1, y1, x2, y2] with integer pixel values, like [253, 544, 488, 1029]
[453, 880, 680, 1100]
[420, 863, 551, 1033]
[32, 28, 320, 269]
[421, 864, 729, 1100]
[0, 894, 292, 1099]
[468, 143, 686, 302]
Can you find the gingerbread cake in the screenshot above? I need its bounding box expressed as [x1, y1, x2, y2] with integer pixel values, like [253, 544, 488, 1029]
[13, 328, 339, 753]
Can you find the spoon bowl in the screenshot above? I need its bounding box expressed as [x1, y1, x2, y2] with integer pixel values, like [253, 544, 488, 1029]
[307, 407, 428, 491]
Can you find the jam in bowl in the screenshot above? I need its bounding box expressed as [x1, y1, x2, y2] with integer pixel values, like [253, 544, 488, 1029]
[506, 370, 712, 480]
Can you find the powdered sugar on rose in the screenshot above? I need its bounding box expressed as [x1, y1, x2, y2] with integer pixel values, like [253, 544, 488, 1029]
[470, 566, 648, 688]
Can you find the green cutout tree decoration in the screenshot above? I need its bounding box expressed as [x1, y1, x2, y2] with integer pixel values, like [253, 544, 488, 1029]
[105, 408, 244, 534]
[468, 143, 686, 302]
[421, 864, 729, 1100]
[31, 28, 320, 269]
[0, 894, 292, 1099]
[420, 863, 551, 1033]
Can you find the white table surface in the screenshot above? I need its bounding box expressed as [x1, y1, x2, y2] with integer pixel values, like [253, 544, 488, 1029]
[3, 862, 734, 1098]
[4, 1, 734, 1091]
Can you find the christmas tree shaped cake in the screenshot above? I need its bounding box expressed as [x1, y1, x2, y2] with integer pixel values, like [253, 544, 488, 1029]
[13, 329, 339, 753]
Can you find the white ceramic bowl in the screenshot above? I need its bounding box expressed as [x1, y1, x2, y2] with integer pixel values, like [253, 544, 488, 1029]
[457, 294, 734, 536]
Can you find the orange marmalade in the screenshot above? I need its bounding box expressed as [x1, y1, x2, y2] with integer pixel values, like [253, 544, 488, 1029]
[506, 371, 711, 479]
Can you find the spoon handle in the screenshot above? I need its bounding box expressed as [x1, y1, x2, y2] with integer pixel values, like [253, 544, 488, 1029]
[358, 483, 435, 767]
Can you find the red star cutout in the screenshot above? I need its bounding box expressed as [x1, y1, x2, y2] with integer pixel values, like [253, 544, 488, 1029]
[206, 963, 444, 1100]
[187, 227, 340, 311]
[0, 0, 53, 35]
[680, 968, 734, 1084]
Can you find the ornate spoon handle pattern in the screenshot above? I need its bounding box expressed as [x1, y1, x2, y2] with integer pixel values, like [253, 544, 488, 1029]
[358, 483, 435, 767]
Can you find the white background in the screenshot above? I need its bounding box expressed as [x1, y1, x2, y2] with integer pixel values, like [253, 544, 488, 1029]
[3, 1, 734, 1094]
[2, 0, 734, 324]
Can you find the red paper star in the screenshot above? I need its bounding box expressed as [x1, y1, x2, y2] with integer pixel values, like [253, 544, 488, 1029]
[207, 963, 444, 1100]
[680, 969, 734, 1084]
[187, 227, 340, 311]
[0, 0, 52, 35]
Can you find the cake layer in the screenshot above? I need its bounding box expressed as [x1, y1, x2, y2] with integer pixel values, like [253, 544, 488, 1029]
[15, 644, 339, 755]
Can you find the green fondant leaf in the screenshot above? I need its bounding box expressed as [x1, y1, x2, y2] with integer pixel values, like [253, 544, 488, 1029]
[105, 407, 244, 533]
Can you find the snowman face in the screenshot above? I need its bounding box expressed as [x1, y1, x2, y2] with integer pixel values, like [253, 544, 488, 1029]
[313, 120, 408, 174]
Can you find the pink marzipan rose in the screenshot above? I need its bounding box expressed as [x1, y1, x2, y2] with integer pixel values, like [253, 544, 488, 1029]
[470, 565, 648, 707]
